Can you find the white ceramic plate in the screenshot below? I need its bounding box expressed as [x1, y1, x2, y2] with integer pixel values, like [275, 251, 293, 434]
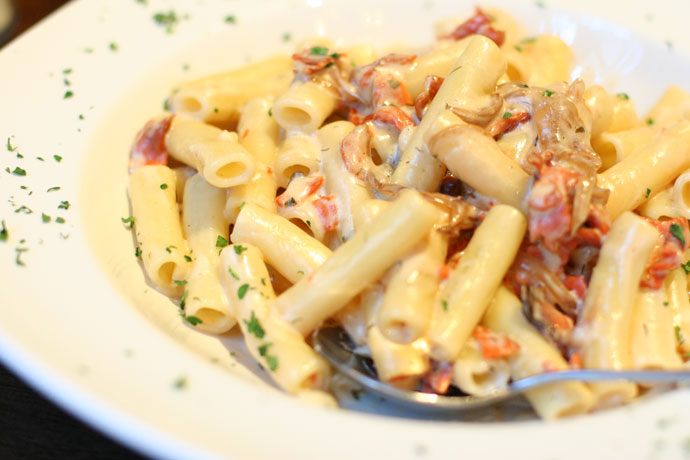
[2, 0, 690, 459]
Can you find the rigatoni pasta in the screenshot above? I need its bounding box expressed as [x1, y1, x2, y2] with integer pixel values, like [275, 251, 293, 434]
[124, 7, 690, 418]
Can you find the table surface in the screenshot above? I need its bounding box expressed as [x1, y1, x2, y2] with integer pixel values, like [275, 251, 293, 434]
[1, 1, 150, 459]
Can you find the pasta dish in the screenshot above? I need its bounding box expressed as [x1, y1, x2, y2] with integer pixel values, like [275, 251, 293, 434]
[123, 7, 690, 419]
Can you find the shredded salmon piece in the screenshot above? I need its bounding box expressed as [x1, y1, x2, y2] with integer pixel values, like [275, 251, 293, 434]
[489, 111, 531, 138]
[129, 115, 173, 171]
[528, 167, 580, 252]
[443, 8, 505, 46]
[472, 325, 520, 360]
[569, 352, 583, 370]
[363, 106, 415, 130]
[414, 75, 444, 119]
[641, 217, 690, 289]
[437, 264, 452, 281]
[313, 196, 339, 232]
[292, 49, 342, 75]
[421, 361, 453, 394]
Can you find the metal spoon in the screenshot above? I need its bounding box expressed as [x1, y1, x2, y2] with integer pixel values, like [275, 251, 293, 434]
[312, 325, 690, 413]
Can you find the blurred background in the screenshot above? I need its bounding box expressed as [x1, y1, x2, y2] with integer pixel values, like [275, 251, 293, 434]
[0, 1, 149, 459]
[0, 0, 67, 46]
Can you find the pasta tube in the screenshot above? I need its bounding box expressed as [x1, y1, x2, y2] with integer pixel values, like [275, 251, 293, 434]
[165, 116, 256, 188]
[427, 205, 526, 362]
[220, 244, 330, 393]
[128, 165, 189, 297]
[574, 212, 659, 407]
[231, 203, 332, 284]
[276, 189, 441, 335]
[182, 174, 235, 333]
[484, 287, 594, 419]
[598, 121, 690, 218]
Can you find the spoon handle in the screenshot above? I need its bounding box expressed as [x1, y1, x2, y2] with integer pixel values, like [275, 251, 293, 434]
[510, 369, 690, 392]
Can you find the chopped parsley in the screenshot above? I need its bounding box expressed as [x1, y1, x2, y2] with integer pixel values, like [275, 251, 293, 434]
[535, 0, 545, 8]
[521, 36, 537, 44]
[514, 45, 523, 52]
[503, 112, 512, 119]
[682, 261, 690, 275]
[646, 117, 655, 126]
[47, 186, 60, 192]
[15, 247, 28, 266]
[306, 220, 311, 227]
[268, 108, 272, 117]
[53, 155, 62, 162]
[258, 343, 279, 371]
[442, 299, 449, 311]
[55, 217, 65, 224]
[184, 315, 203, 326]
[153, 10, 179, 33]
[675, 325, 685, 345]
[6, 137, 16, 151]
[63, 90, 74, 99]
[0, 220, 7, 242]
[617, 93, 630, 100]
[160, 183, 168, 189]
[243, 311, 265, 338]
[282, 32, 291, 42]
[670, 223, 685, 247]
[173, 279, 187, 286]
[135, 247, 142, 258]
[41, 213, 51, 223]
[645, 188, 651, 199]
[11, 167, 26, 176]
[14, 205, 32, 214]
[216, 235, 229, 248]
[228, 266, 240, 280]
[388, 79, 400, 89]
[260, 277, 266, 286]
[109, 42, 119, 51]
[184, 255, 192, 262]
[233, 244, 247, 255]
[224, 15, 236, 24]
[62, 68, 72, 75]
[180, 290, 188, 310]
[309, 46, 329, 56]
[165, 245, 176, 253]
[663, 301, 669, 307]
[121, 216, 135, 228]
[542, 89, 554, 97]
[237, 283, 250, 299]
[36, 157, 44, 161]
[58, 200, 70, 210]
[172, 376, 187, 389]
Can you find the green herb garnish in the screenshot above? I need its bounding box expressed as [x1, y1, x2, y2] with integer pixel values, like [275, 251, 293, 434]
[216, 235, 229, 248]
[238, 283, 250, 299]
[309, 46, 329, 56]
[121, 216, 135, 228]
[233, 245, 247, 255]
[670, 223, 685, 247]
[243, 311, 265, 338]
[184, 315, 203, 326]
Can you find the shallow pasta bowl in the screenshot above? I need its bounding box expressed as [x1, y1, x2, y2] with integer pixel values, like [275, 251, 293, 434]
[1, 0, 690, 459]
